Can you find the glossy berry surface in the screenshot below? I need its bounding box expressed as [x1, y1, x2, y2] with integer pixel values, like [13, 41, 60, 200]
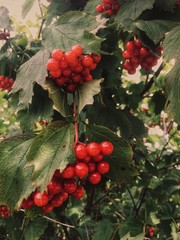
[97, 161, 110, 174]
[75, 162, 88, 179]
[61, 165, 75, 179]
[75, 144, 88, 159]
[63, 179, 77, 194]
[100, 141, 114, 155]
[88, 172, 101, 184]
[34, 192, 49, 207]
[72, 186, 85, 199]
[86, 142, 101, 157]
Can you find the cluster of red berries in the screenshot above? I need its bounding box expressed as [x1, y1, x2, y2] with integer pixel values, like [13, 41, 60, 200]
[46, 45, 101, 93]
[74, 141, 113, 184]
[0, 205, 11, 218]
[122, 39, 162, 74]
[21, 141, 113, 214]
[145, 226, 155, 238]
[96, 0, 120, 16]
[0, 76, 14, 91]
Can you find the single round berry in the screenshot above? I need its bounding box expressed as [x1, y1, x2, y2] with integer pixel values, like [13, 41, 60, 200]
[88, 172, 101, 184]
[42, 204, 54, 213]
[72, 185, 85, 199]
[21, 198, 34, 209]
[71, 44, 83, 57]
[65, 83, 77, 93]
[97, 161, 110, 174]
[86, 142, 101, 157]
[100, 141, 114, 155]
[81, 55, 93, 68]
[47, 58, 59, 71]
[91, 53, 101, 63]
[47, 179, 62, 196]
[61, 165, 75, 179]
[75, 144, 88, 159]
[63, 179, 77, 194]
[140, 47, 149, 57]
[62, 192, 69, 201]
[34, 192, 49, 207]
[122, 50, 132, 59]
[50, 69, 62, 78]
[51, 194, 64, 207]
[52, 49, 64, 61]
[64, 52, 77, 64]
[55, 76, 66, 86]
[75, 162, 88, 179]
[96, 4, 103, 13]
[87, 161, 96, 173]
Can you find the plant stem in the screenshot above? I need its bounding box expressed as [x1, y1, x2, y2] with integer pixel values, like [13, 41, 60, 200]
[37, 0, 45, 39]
[73, 93, 79, 144]
[126, 186, 138, 211]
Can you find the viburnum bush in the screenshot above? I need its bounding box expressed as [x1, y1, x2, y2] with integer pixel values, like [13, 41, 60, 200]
[0, 0, 179, 239]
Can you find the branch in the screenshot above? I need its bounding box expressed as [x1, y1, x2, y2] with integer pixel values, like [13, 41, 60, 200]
[37, 0, 45, 39]
[140, 63, 164, 97]
[126, 186, 138, 211]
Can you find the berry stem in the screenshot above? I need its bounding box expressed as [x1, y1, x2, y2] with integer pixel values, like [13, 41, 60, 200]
[73, 92, 79, 144]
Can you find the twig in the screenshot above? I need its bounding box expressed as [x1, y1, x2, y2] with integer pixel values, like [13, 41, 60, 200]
[43, 215, 75, 228]
[94, 185, 119, 205]
[136, 187, 148, 215]
[126, 186, 138, 211]
[37, 0, 45, 39]
[73, 93, 79, 144]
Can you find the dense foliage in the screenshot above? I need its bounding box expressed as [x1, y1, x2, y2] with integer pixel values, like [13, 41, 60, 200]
[0, 0, 179, 239]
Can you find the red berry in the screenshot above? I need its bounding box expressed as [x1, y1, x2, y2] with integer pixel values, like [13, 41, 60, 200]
[86, 142, 101, 157]
[61, 165, 75, 179]
[75, 162, 88, 179]
[47, 179, 62, 196]
[51, 194, 64, 207]
[123, 61, 132, 71]
[134, 39, 142, 47]
[122, 50, 132, 59]
[65, 83, 77, 93]
[62, 68, 72, 77]
[140, 47, 149, 57]
[88, 172, 101, 184]
[149, 231, 154, 237]
[55, 76, 66, 86]
[71, 44, 83, 57]
[72, 74, 83, 83]
[21, 198, 34, 209]
[34, 192, 49, 207]
[62, 192, 69, 201]
[59, 59, 68, 69]
[100, 141, 114, 155]
[42, 204, 54, 213]
[92, 154, 103, 162]
[87, 161, 96, 173]
[73, 63, 83, 73]
[64, 52, 77, 64]
[72, 186, 85, 199]
[52, 49, 64, 61]
[75, 144, 88, 159]
[47, 58, 59, 71]
[126, 41, 135, 51]
[63, 179, 77, 194]
[69, 58, 79, 68]
[81, 55, 93, 68]
[128, 69, 136, 74]
[97, 161, 110, 174]
[85, 74, 93, 81]
[91, 53, 101, 63]
[50, 69, 62, 78]
[96, 4, 103, 13]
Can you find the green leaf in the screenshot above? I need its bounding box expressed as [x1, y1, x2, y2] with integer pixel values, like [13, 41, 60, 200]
[17, 85, 53, 132]
[165, 60, 180, 124]
[0, 136, 34, 211]
[22, 0, 35, 19]
[0, 6, 12, 30]
[77, 79, 102, 113]
[44, 79, 70, 117]
[155, 0, 177, 12]
[115, 0, 155, 25]
[119, 216, 144, 237]
[87, 124, 136, 183]
[42, 11, 101, 53]
[92, 220, 114, 240]
[24, 217, 48, 240]
[26, 121, 74, 191]
[11, 49, 50, 109]
[85, 0, 101, 15]
[163, 25, 180, 61]
[46, 0, 71, 25]
[135, 20, 178, 44]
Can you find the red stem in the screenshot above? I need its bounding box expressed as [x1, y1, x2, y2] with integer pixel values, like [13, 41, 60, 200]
[73, 93, 79, 144]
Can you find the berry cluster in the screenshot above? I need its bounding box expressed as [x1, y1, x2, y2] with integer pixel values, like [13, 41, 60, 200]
[122, 39, 162, 74]
[0, 205, 11, 218]
[0, 76, 14, 91]
[145, 226, 155, 238]
[21, 141, 113, 214]
[96, 0, 120, 16]
[46, 45, 101, 93]
[74, 141, 113, 184]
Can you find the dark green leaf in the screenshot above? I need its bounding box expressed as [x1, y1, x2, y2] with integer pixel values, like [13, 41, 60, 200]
[84, 0, 101, 15]
[42, 11, 101, 53]
[22, 0, 35, 19]
[24, 217, 48, 240]
[115, 0, 155, 25]
[163, 25, 180, 61]
[155, 0, 177, 12]
[135, 20, 178, 44]
[11, 49, 50, 109]
[165, 60, 180, 123]
[26, 121, 74, 190]
[77, 79, 102, 113]
[0, 136, 34, 211]
[119, 216, 144, 237]
[92, 220, 114, 240]
[87, 124, 136, 183]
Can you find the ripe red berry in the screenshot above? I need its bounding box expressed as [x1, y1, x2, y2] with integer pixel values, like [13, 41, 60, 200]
[55, 76, 66, 86]
[63, 179, 77, 194]
[64, 52, 77, 64]
[149, 231, 154, 237]
[34, 192, 49, 207]
[51, 194, 64, 207]
[87, 142, 101, 157]
[72, 185, 85, 199]
[88, 172, 101, 184]
[87, 161, 96, 173]
[62, 68, 72, 77]
[140, 47, 149, 57]
[128, 69, 136, 75]
[97, 161, 110, 174]
[65, 83, 77, 93]
[21, 198, 34, 209]
[71, 44, 83, 57]
[96, 4, 103, 13]
[62, 192, 69, 201]
[134, 39, 142, 47]
[59, 59, 68, 69]
[61, 165, 75, 179]
[123, 61, 132, 71]
[126, 41, 135, 51]
[92, 154, 103, 162]
[81, 56, 93, 68]
[91, 53, 101, 63]
[42, 204, 54, 213]
[50, 69, 62, 78]
[75, 162, 88, 179]
[75, 144, 88, 159]
[47, 58, 59, 71]
[47, 179, 62, 196]
[100, 141, 114, 155]
[52, 49, 64, 61]
[122, 50, 132, 59]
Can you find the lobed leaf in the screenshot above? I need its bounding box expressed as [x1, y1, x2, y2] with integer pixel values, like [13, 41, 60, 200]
[26, 121, 74, 191]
